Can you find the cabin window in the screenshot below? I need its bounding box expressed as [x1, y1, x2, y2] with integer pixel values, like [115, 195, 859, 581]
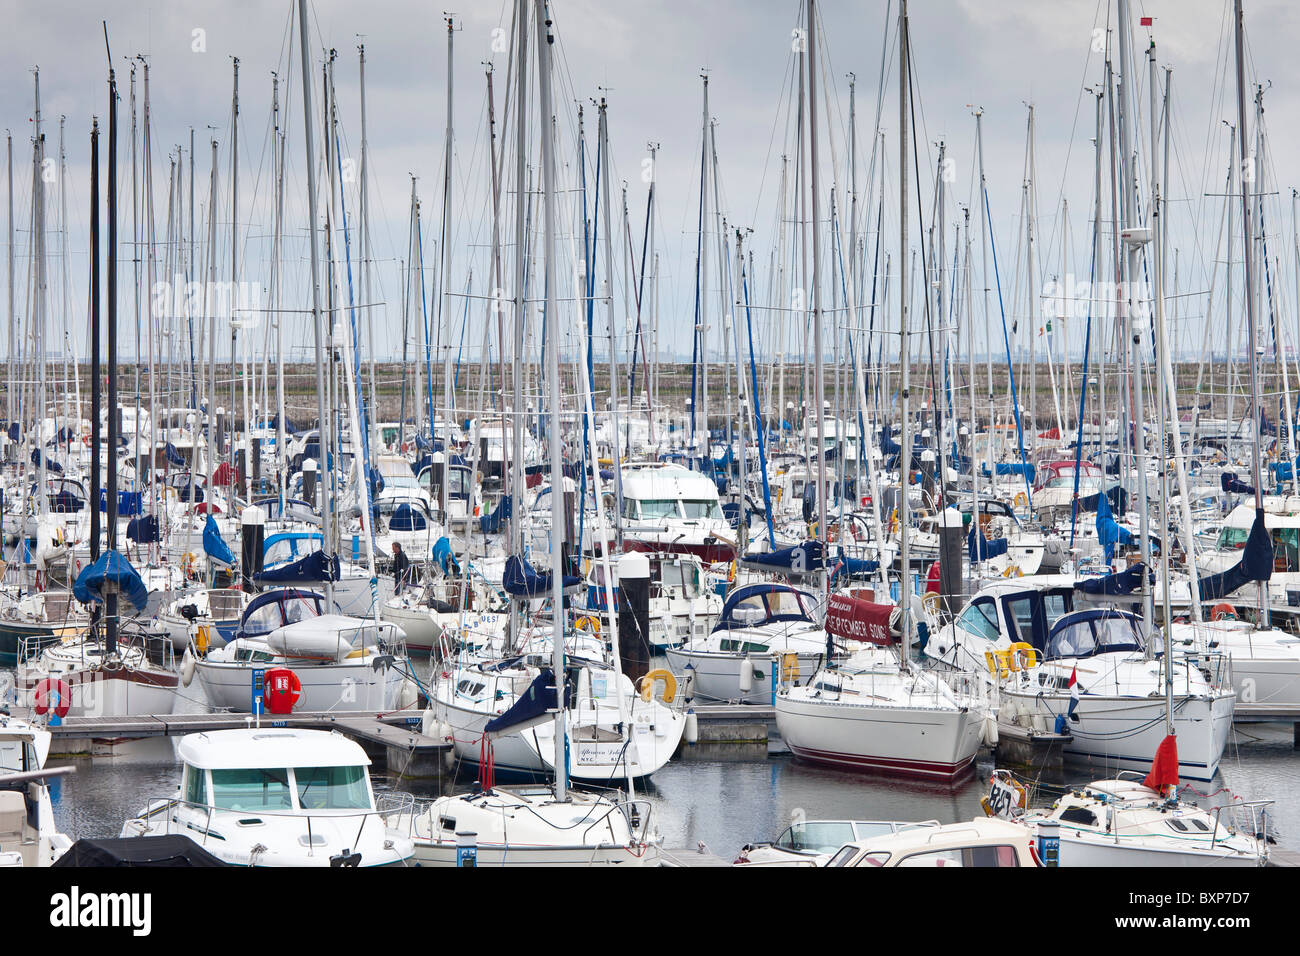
[898, 845, 1019, 867]
[284, 596, 323, 625]
[638, 499, 679, 520]
[826, 846, 863, 867]
[682, 499, 720, 520]
[295, 765, 371, 811]
[778, 822, 856, 854]
[210, 768, 293, 811]
[243, 603, 283, 637]
[184, 765, 208, 806]
[955, 600, 1000, 640]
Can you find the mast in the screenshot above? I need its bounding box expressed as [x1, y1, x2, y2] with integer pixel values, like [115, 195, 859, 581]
[1116, 0, 1153, 626]
[89, 118, 100, 564]
[898, 0, 912, 663]
[509, 0, 529, 647]
[296, 0, 335, 607]
[1233, 0, 1268, 626]
[438, 15, 455, 526]
[534, 0, 567, 802]
[105, 30, 120, 657]
[807, 0, 827, 589]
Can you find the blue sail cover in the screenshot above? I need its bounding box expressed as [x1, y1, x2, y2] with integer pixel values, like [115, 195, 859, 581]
[479, 495, 512, 535]
[30, 449, 64, 475]
[502, 555, 580, 598]
[1198, 508, 1272, 601]
[203, 515, 236, 568]
[1221, 472, 1255, 495]
[74, 550, 149, 613]
[1074, 562, 1151, 596]
[741, 540, 825, 575]
[981, 462, 1037, 483]
[1077, 485, 1128, 515]
[968, 526, 1009, 562]
[125, 514, 160, 544]
[254, 549, 340, 585]
[1096, 489, 1134, 562]
[164, 442, 186, 466]
[483, 669, 573, 736]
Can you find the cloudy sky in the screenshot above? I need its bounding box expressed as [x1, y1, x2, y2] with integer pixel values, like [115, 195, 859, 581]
[2, 0, 1298, 376]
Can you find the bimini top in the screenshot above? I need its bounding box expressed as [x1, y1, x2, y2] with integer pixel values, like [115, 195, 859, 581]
[178, 729, 370, 771]
[713, 583, 819, 633]
[1042, 608, 1148, 661]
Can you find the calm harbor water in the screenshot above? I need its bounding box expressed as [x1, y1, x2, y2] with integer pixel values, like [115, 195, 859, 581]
[41, 722, 1299, 860]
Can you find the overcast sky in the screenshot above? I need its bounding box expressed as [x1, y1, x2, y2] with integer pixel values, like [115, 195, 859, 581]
[3, 0, 1298, 377]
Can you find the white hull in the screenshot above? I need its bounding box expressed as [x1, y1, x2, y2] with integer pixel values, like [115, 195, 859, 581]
[776, 693, 983, 781]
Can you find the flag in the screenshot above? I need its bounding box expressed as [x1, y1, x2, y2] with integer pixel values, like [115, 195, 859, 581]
[1144, 734, 1179, 796]
[1140, 16, 1154, 26]
[1067, 666, 1082, 722]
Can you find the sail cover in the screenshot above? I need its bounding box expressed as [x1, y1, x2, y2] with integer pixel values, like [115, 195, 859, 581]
[1220, 472, 1255, 495]
[741, 540, 824, 575]
[483, 669, 572, 736]
[254, 550, 340, 585]
[503, 555, 580, 598]
[1197, 508, 1272, 601]
[825, 593, 894, 645]
[1074, 562, 1150, 596]
[203, 515, 235, 568]
[73, 549, 150, 613]
[968, 526, 1009, 562]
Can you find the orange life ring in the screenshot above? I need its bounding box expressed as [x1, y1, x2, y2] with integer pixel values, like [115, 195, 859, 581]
[1210, 603, 1238, 622]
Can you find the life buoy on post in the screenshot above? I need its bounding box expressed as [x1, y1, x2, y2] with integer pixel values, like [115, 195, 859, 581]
[34, 677, 72, 718]
[264, 668, 302, 714]
[1014, 491, 1028, 509]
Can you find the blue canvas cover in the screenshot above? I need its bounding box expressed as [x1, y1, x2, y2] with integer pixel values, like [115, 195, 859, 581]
[74, 550, 149, 612]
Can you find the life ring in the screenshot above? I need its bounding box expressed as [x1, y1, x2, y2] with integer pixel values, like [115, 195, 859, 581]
[1014, 491, 1028, 509]
[34, 677, 72, 718]
[921, 591, 942, 615]
[889, 509, 900, 535]
[1211, 603, 1238, 622]
[264, 667, 302, 715]
[575, 615, 601, 635]
[638, 668, 677, 704]
[1001, 564, 1023, 578]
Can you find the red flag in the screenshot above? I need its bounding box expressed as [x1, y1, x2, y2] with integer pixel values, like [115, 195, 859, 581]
[1143, 734, 1179, 794]
[1140, 16, 1154, 26]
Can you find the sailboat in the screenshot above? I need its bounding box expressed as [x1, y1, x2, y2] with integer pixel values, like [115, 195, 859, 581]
[774, 0, 987, 783]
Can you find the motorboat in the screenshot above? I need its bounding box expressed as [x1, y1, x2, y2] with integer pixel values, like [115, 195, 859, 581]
[120, 728, 415, 866]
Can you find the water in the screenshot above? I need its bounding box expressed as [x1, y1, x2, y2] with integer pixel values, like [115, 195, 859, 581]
[42, 723, 1297, 860]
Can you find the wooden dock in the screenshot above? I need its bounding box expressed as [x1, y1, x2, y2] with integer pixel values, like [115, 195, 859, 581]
[45, 710, 451, 777]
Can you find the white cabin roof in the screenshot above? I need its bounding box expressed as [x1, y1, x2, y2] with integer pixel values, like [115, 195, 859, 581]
[177, 729, 371, 770]
[619, 463, 719, 501]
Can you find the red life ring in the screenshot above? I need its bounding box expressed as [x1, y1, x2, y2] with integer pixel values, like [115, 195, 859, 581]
[34, 677, 72, 718]
[264, 667, 302, 714]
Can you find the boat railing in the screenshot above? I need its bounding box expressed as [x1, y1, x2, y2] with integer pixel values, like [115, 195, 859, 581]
[581, 796, 657, 850]
[133, 795, 407, 848]
[1208, 799, 1273, 859]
